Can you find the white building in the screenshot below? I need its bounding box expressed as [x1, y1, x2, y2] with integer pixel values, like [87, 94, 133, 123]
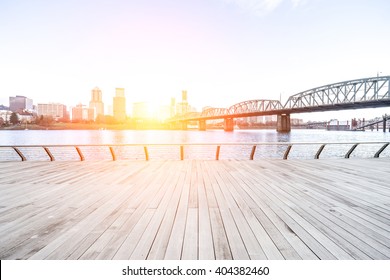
[37, 103, 67, 120]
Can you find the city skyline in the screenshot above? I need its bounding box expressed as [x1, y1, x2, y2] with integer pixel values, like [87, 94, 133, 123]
[1, 0, 390, 121]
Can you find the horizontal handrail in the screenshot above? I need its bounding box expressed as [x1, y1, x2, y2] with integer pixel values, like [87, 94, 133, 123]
[1, 141, 390, 148]
[0, 142, 389, 161]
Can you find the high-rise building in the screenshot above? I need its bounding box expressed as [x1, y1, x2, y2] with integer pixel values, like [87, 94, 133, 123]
[89, 87, 104, 119]
[176, 90, 189, 116]
[72, 104, 94, 122]
[113, 88, 126, 122]
[37, 103, 68, 120]
[182, 90, 187, 102]
[9, 95, 33, 112]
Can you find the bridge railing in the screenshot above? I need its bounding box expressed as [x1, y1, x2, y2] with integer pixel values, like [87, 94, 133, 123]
[0, 142, 389, 161]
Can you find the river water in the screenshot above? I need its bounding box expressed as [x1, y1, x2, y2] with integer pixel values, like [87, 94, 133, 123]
[1, 129, 390, 160]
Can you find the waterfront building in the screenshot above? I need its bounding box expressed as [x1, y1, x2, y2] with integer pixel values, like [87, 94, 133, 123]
[175, 90, 189, 116]
[132, 102, 150, 119]
[18, 111, 35, 124]
[113, 88, 126, 122]
[9, 95, 33, 112]
[71, 104, 94, 122]
[89, 87, 104, 120]
[37, 103, 67, 120]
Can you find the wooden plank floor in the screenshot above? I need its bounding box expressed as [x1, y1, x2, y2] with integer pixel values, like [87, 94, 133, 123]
[0, 158, 390, 260]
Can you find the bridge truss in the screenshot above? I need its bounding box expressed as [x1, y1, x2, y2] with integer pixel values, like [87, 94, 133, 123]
[170, 76, 390, 122]
[284, 76, 390, 112]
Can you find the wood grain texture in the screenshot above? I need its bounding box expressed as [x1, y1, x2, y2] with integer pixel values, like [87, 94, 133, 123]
[0, 158, 389, 260]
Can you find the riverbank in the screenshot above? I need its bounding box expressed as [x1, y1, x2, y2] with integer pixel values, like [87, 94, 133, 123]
[1, 123, 310, 131]
[0, 123, 166, 130]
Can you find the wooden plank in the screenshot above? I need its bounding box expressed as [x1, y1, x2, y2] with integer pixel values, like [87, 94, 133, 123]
[147, 162, 188, 260]
[129, 161, 184, 260]
[112, 209, 156, 260]
[196, 161, 215, 260]
[212, 161, 267, 259]
[181, 208, 198, 260]
[164, 162, 192, 260]
[209, 208, 232, 260]
[1, 158, 390, 260]
[204, 161, 250, 260]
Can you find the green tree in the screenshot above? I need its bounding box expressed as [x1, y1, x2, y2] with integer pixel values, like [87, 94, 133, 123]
[10, 112, 19, 125]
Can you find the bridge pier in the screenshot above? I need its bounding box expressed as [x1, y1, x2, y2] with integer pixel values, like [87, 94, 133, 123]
[277, 114, 291, 132]
[199, 120, 206, 131]
[224, 118, 234, 132]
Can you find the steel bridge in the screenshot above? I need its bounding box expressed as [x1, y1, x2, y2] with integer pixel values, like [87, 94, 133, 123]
[170, 76, 390, 132]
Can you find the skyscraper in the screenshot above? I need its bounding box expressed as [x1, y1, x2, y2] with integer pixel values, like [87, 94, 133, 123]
[89, 87, 104, 119]
[9, 95, 33, 112]
[176, 90, 189, 115]
[113, 88, 126, 122]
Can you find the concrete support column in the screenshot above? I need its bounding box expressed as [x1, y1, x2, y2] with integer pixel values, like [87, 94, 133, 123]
[224, 118, 234, 132]
[383, 117, 386, 132]
[199, 120, 206, 131]
[277, 114, 291, 132]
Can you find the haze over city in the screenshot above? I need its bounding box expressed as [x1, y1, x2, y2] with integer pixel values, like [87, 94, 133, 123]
[1, 0, 390, 121]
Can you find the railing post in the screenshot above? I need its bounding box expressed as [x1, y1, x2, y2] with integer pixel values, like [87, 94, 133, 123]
[109, 146, 116, 161]
[345, 144, 359, 158]
[43, 147, 55, 161]
[283, 145, 293, 160]
[374, 143, 389, 158]
[315, 144, 326, 159]
[216, 146, 220, 160]
[75, 146, 85, 161]
[12, 147, 26, 161]
[180, 145, 184, 160]
[144, 146, 149, 161]
[250, 145, 256, 160]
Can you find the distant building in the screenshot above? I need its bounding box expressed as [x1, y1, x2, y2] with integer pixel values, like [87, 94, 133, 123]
[89, 87, 104, 119]
[132, 102, 150, 119]
[291, 118, 303, 126]
[176, 90, 189, 116]
[264, 115, 277, 124]
[327, 119, 350, 131]
[37, 103, 67, 120]
[170, 98, 176, 117]
[113, 88, 126, 122]
[18, 111, 35, 124]
[182, 90, 187, 102]
[9, 95, 33, 112]
[72, 104, 94, 122]
[0, 105, 9, 110]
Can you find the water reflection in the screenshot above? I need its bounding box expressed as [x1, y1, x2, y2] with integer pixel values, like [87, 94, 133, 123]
[1, 129, 390, 160]
[1, 129, 390, 145]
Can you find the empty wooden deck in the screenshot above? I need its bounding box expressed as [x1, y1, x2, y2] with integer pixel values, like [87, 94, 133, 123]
[0, 158, 390, 260]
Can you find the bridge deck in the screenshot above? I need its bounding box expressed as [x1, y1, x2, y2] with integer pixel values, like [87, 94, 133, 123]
[0, 159, 390, 260]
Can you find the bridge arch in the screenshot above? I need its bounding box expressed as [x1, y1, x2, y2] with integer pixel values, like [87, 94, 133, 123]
[228, 99, 283, 115]
[284, 76, 390, 110]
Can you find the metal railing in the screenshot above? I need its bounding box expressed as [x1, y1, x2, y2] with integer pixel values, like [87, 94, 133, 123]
[0, 142, 389, 161]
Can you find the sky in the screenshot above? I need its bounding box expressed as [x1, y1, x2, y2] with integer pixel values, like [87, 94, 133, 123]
[1, 0, 390, 121]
